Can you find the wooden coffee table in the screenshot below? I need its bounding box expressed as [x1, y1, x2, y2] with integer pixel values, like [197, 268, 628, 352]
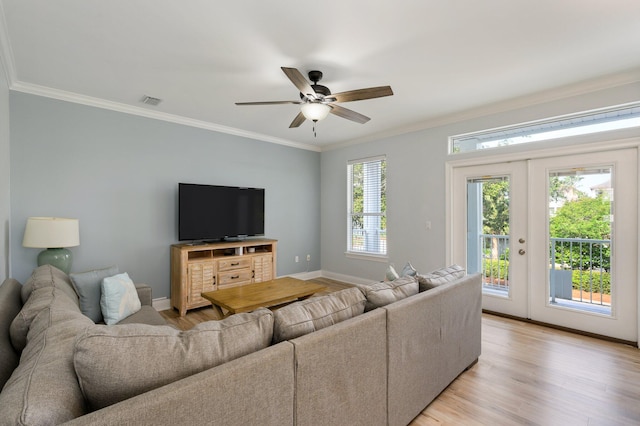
[201, 277, 326, 318]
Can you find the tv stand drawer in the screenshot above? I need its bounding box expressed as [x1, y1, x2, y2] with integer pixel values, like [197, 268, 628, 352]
[218, 257, 251, 271]
[218, 269, 253, 286]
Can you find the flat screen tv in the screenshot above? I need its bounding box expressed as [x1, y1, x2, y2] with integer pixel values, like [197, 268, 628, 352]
[179, 183, 265, 241]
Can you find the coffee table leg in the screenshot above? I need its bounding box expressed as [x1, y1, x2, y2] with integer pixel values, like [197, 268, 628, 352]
[211, 304, 227, 319]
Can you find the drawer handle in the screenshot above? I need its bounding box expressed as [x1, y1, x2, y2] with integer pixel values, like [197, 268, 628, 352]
[231, 262, 239, 266]
[231, 275, 239, 279]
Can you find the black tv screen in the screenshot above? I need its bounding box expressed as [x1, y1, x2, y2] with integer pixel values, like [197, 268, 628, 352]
[179, 183, 265, 241]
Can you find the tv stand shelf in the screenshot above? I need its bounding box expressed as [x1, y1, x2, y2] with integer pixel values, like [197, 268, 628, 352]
[171, 238, 277, 316]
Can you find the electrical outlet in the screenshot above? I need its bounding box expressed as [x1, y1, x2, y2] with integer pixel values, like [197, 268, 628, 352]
[295, 256, 299, 263]
[306, 254, 311, 262]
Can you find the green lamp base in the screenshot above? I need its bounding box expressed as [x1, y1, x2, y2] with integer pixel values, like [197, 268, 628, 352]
[37, 248, 73, 274]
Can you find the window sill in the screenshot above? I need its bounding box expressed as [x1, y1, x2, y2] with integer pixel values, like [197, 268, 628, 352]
[345, 252, 388, 263]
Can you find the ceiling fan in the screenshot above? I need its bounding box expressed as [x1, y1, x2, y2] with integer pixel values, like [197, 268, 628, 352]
[235, 67, 393, 133]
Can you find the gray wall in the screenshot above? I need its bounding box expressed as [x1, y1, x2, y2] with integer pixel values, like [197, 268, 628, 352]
[321, 81, 640, 281]
[10, 92, 321, 298]
[0, 61, 9, 281]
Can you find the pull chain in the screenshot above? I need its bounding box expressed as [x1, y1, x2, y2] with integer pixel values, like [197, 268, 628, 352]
[312, 120, 318, 138]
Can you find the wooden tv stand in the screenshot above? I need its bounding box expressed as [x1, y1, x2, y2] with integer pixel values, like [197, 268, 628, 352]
[170, 238, 277, 316]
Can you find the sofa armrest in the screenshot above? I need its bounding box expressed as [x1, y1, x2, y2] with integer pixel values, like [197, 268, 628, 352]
[134, 284, 152, 306]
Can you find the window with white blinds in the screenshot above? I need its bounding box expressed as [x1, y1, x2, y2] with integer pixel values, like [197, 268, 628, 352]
[347, 156, 387, 256]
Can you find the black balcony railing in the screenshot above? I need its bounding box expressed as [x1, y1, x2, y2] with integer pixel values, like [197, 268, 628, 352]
[478, 234, 611, 313]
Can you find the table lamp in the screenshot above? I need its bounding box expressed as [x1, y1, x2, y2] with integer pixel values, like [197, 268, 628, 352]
[22, 217, 80, 274]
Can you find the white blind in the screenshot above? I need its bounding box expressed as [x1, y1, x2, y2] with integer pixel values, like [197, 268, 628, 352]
[348, 156, 386, 255]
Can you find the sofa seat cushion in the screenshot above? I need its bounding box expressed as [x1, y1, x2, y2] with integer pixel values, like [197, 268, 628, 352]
[0, 304, 93, 425]
[417, 264, 466, 291]
[0, 279, 22, 390]
[272, 287, 365, 343]
[356, 275, 419, 311]
[73, 308, 274, 410]
[70, 265, 119, 323]
[116, 305, 167, 326]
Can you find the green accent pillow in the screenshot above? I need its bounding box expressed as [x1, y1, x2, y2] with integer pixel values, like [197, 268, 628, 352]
[100, 272, 141, 325]
[70, 266, 119, 323]
[385, 264, 399, 281]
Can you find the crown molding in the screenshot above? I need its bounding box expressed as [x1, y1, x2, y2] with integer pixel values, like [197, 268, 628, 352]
[9, 81, 322, 152]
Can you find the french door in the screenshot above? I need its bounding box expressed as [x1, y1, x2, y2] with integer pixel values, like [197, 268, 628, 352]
[451, 148, 638, 342]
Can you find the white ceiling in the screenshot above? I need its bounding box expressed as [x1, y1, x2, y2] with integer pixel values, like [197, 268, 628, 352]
[1, 1, 639, 150]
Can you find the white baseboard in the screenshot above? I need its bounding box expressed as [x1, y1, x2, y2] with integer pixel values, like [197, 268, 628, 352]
[152, 297, 171, 311]
[287, 269, 374, 286]
[285, 270, 323, 280]
[317, 270, 375, 286]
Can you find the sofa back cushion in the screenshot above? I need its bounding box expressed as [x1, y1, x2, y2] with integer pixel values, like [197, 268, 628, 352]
[0, 305, 93, 425]
[73, 308, 274, 410]
[20, 264, 78, 304]
[272, 287, 365, 343]
[10, 265, 81, 352]
[0, 279, 22, 390]
[417, 264, 466, 292]
[10, 285, 82, 353]
[356, 275, 419, 311]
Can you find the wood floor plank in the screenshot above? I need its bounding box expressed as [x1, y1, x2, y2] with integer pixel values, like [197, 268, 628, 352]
[160, 278, 640, 425]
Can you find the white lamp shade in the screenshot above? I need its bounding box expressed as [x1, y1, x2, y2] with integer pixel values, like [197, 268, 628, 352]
[23, 217, 80, 248]
[301, 103, 331, 121]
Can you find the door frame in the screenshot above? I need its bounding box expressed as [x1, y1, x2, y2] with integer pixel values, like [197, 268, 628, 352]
[445, 135, 640, 346]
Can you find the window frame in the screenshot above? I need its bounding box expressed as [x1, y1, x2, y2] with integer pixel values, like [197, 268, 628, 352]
[449, 102, 640, 154]
[346, 155, 388, 261]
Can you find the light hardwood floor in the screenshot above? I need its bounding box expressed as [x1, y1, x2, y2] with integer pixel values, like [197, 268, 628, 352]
[160, 278, 640, 425]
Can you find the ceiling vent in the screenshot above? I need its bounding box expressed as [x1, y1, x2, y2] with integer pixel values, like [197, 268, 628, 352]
[140, 95, 162, 106]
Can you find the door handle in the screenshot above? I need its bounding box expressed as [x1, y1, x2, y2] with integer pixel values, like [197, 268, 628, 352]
[518, 249, 526, 255]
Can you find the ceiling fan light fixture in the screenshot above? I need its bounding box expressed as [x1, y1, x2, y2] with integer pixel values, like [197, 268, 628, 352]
[301, 102, 331, 122]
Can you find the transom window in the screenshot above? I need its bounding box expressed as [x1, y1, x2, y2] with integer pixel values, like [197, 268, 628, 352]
[450, 102, 640, 154]
[347, 156, 387, 257]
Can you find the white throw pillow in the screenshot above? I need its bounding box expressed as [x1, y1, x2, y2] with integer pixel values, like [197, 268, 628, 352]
[100, 273, 141, 325]
[401, 261, 417, 277]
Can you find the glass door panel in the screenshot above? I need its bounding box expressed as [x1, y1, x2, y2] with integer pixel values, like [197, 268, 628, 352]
[548, 168, 612, 316]
[529, 149, 637, 342]
[467, 176, 511, 297]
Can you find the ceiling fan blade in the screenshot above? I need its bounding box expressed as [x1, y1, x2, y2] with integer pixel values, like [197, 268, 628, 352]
[329, 104, 370, 124]
[330, 86, 393, 103]
[289, 111, 307, 128]
[235, 100, 301, 105]
[281, 67, 317, 100]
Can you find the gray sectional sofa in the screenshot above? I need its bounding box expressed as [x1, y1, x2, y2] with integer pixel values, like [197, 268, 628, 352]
[0, 264, 482, 426]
